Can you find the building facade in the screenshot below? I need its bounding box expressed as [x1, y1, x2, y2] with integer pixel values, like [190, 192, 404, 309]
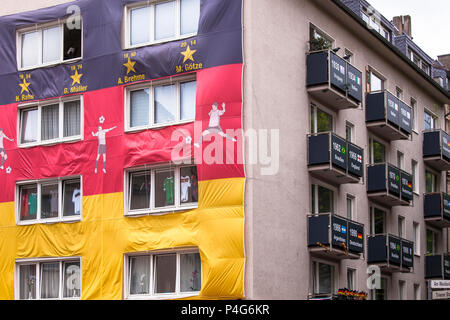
[0, 0, 449, 300]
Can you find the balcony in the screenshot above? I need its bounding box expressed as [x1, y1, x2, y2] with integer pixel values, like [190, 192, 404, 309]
[307, 213, 364, 261]
[366, 90, 412, 141]
[424, 193, 450, 228]
[423, 130, 450, 171]
[426, 254, 450, 279]
[367, 234, 414, 273]
[367, 163, 412, 207]
[308, 132, 364, 185]
[306, 50, 363, 111]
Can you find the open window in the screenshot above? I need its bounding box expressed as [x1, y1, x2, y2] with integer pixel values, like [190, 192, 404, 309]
[18, 19, 82, 70]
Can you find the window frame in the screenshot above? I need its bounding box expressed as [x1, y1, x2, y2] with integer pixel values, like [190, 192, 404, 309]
[368, 136, 387, 164]
[366, 67, 385, 93]
[17, 96, 84, 148]
[413, 221, 420, 256]
[369, 205, 387, 235]
[124, 75, 196, 132]
[124, 163, 198, 216]
[411, 160, 419, 195]
[310, 179, 336, 215]
[16, 19, 83, 71]
[15, 256, 82, 300]
[15, 176, 83, 225]
[124, 247, 201, 300]
[123, 0, 200, 50]
[424, 108, 438, 131]
[310, 104, 334, 134]
[311, 259, 337, 297]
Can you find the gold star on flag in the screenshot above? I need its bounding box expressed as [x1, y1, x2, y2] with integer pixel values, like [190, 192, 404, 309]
[70, 69, 83, 86]
[180, 45, 197, 63]
[123, 57, 136, 75]
[19, 78, 31, 94]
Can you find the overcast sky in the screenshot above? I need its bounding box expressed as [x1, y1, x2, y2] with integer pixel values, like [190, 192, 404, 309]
[367, 0, 450, 60]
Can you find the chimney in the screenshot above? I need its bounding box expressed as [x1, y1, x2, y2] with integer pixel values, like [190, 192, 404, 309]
[438, 54, 450, 70]
[393, 15, 412, 38]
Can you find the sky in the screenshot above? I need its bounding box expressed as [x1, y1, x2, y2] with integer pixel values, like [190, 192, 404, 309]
[367, 0, 450, 60]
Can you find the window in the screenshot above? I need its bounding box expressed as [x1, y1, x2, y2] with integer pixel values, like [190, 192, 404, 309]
[311, 184, 334, 214]
[411, 160, 418, 194]
[125, 0, 200, 48]
[17, 177, 81, 224]
[18, 20, 82, 70]
[424, 110, 437, 130]
[425, 170, 438, 193]
[413, 222, 420, 256]
[19, 97, 82, 146]
[347, 268, 356, 291]
[398, 216, 405, 238]
[310, 105, 333, 134]
[398, 280, 406, 300]
[126, 164, 198, 215]
[371, 277, 387, 300]
[126, 249, 201, 299]
[426, 229, 438, 255]
[397, 151, 404, 170]
[410, 98, 417, 132]
[414, 284, 421, 300]
[367, 70, 384, 92]
[309, 24, 333, 52]
[346, 194, 355, 220]
[369, 138, 385, 164]
[126, 77, 196, 131]
[370, 207, 386, 235]
[16, 258, 81, 300]
[312, 261, 335, 296]
[395, 87, 403, 100]
[344, 49, 354, 64]
[345, 122, 354, 143]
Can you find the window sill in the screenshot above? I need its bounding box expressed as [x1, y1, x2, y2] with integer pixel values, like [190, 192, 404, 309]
[125, 204, 198, 217]
[125, 119, 195, 133]
[125, 292, 200, 300]
[124, 33, 197, 51]
[18, 57, 83, 72]
[17, 216, 81, 226]
[18, 135, 83, 149]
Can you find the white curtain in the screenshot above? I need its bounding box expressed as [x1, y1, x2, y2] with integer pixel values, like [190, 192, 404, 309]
[19, 265, 36, 300]
[154, 84, 176, 124]
[63, 100, 80, 137]
[180, 81, 196, 121]
[155, 1, 175, 40]
[21, 31, 39, 68]
[41, 104, 59, 141]
[40, 263, 60, 299]
[131, 6, 150, 45]
[181, 0, 200, 35]
[180, 253, 201, 292]
[21, 108, 38, 143]
[43, 26, 61, 64]
[130, 89, 150, 128]
[129, 256, 150, 295]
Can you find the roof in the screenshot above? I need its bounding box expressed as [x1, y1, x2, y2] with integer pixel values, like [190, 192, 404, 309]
[332, 0, 450, 100]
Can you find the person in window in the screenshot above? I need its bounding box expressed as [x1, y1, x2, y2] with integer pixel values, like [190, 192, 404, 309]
[0, 128, 14, 170]
[92, 125, 117, 174]
[194, 102, 237, 148]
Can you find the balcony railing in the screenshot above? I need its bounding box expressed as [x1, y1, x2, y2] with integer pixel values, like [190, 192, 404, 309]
[366, 90, 412, 141]
[367, 234, 414, 273]
[424, 193, 450, 228]
[367, 163, 412, 207]
[423, 130, 450, 171]
[308, 213, 364, 260]
[308, 132, 364, 185]
[306, 50, 363, 110]
[426, 254, 450, 280]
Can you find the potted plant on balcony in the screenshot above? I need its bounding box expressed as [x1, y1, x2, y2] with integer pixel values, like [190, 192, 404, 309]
[309, 37, 332, 52]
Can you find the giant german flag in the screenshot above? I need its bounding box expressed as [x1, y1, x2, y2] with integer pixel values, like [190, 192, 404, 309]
[0, 0, 244, 299]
